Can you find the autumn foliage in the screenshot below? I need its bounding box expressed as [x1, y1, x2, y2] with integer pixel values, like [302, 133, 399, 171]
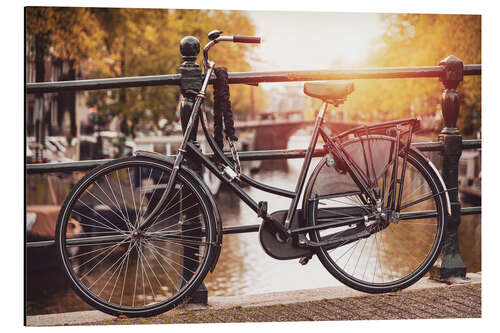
[26, 7, 268, 137]
[26, 9, 480, 137]
[344, 14, 481, 136]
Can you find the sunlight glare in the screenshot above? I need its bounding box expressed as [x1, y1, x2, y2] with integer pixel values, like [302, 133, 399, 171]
[247, 11, 384, 70]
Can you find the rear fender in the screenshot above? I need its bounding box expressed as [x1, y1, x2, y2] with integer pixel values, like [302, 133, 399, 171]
[135, 151, 223, 272]
[409, 148, 452, 216]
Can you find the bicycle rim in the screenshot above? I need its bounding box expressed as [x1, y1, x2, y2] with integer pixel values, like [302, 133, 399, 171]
[305, 136, 445, 293]
[56, 157, 216, 317]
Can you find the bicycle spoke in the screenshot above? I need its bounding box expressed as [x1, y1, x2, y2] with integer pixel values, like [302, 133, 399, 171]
[79, 237, 131, 280]
[88, 241, 136, 290]
[146, 240, 203, 264]
[128, 168, 138, 228]
[141, 170, 165, 221]
[108, 240, 133, 302]
[103, 174, 132, 231]
[147, 188, 183, 229]
[143, 241, 200, 274]
[352, 237, 368, 277]
[362, 236, 375, 281]
[84, 186, 131, 229]
[74, 201, 125, 234]
[148, 212, 202, 234]
[116, 170, 132, 226]
[97, 245, 130, 297]
[136, 167, 154, 227]
[69, 241, 125, 260]
[143, 240, 186, 288]
[137, 245, 157, 303]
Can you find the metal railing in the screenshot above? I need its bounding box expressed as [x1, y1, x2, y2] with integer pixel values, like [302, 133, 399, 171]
[26, 35, 481, 283]
[26, 65, 481, 94]
[25, 140, 482, 248]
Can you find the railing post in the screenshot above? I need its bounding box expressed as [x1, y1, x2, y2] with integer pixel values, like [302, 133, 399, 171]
[177, 36, 208, 304]
[430, 55, 467, 281]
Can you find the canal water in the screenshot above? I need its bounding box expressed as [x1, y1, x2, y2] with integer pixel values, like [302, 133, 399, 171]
[25, 133, 481, 315]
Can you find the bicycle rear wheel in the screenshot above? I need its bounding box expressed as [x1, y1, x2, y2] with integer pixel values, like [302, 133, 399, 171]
[55, 157, 217, 317]
[304, 135, 446, 293]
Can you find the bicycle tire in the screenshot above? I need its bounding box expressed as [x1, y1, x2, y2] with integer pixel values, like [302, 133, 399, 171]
[304, 135, 446, 293]
[55, 156, 218, 317]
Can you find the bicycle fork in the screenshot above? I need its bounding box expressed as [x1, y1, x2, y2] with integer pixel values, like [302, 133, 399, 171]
[138, 64, 215, 232]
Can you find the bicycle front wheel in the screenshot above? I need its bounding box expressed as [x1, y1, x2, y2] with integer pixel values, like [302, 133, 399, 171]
[304, 135, 446, 293]
[56, 157, 218, 317]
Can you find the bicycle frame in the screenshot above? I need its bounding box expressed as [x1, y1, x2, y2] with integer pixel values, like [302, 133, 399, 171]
[139, 77, 379, 235]
[139, 35, 413, 235]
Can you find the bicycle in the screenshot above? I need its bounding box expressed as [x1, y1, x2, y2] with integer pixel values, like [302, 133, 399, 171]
[55, 30, 451, 317]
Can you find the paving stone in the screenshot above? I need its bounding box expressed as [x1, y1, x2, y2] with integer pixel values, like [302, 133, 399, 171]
[263, 304, 314, 322]
[206, 306, 273, 323]
[406, 294, 454, 318]
[376, 297, 423, 319]
[189, 309, 224, 323]
[283, 303, 327, 321]
[315, 299, 356, 321]
[336, 297, 383, 320]
[324, 298, 374, 320]
[304, 301, 341, 321]
[59, 283, 483, 326]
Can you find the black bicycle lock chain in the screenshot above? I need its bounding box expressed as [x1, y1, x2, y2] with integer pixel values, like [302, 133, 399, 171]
[213, 67, 238, 149]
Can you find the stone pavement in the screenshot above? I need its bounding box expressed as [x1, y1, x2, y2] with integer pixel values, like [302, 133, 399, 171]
[26, 273, 481, 326]
[89, 283, 481, 325]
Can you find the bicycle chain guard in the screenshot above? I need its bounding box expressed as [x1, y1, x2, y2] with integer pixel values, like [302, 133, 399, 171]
[259, 209, 313, 260]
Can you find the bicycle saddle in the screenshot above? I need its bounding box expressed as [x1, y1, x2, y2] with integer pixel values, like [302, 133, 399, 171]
[304, 81, 354, 102]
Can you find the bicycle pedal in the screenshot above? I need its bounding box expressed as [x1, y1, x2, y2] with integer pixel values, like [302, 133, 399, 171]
[299, 255, 312, 265]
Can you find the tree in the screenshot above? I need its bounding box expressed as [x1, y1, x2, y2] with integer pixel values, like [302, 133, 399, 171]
[86, 8, 267, 137]
[26, 7, 267, 138]
[343, 14, 481, 136]
[26, 7, 105, 67]
[26, 7, 105, 138]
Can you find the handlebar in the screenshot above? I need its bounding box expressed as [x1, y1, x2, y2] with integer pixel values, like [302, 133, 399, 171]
[203, 31, 261, 71]
[233, 35, 261, 44]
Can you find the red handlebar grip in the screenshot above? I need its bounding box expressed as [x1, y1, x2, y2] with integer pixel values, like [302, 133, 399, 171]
[233, 36, 261, 44]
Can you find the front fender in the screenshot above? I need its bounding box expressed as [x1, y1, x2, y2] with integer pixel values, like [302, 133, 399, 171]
[135, 151, 223, 272]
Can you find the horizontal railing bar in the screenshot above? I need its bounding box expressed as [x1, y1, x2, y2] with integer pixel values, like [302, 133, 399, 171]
[464, 64, 482, 75]
[25, 139, 481, 174]
[25, 149, 325, 174]
[461, 139, 482, 150]
[26, 159, 111, 174]
[227, 64, 480, 84]
[412, 141, 443, 152]
[413, 139, 481, 152]
[26, 205, 481, 248]
[26, 74, 181, 94]
[26, 64, 481, 94]
[26, 240, 55, 248]
[27, 224, 262, 248]
[460, 206, 481, 215]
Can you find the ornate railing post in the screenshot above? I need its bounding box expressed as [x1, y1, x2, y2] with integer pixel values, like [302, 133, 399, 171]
[430, 55, 467, 280]
[176, 36, 208, 304]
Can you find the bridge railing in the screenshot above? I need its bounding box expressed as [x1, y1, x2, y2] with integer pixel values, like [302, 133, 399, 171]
[26, 36, 481, 285]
